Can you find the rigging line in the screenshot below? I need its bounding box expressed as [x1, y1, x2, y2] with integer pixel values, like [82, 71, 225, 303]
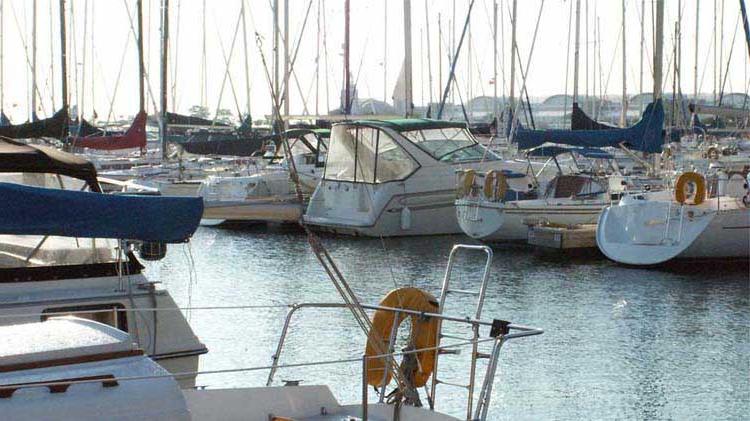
[277, 0, 315, 116]
[170, 0, 181, 111]
[563, 0, 574, 128]
[104, 34, 133, 126]
[210, 8, 243, 127]
[121, 0, 158, 114]
[506, 0, 546, 148]
[215, 19, 244, 121]
[9, 1, 47, 117]
[253, 28, 412, 395]
[596, 23, 624, 122]
[718, 11, 742, 106]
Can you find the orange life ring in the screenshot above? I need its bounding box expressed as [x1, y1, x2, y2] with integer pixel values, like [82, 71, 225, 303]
[456, 169, 476, 198]
[483, 170, 508, 202]
[675, 172, 707, 205]
[365, 287, 439, 388]
[706, 147, 720, 160]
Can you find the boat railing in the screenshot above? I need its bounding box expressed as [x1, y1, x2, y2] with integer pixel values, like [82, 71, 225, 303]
[0, 302, 541, 421]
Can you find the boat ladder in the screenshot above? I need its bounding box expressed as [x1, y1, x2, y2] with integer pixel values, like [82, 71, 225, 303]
[428, 244, 494, 420]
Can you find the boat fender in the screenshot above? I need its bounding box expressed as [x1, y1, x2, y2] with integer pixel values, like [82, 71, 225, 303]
[483, 170, 508, 202]
[400, 206, 412, 230]
[365, 287, 439, 388]
[675, 172, 707, 206]
[456, 169, 476, 198]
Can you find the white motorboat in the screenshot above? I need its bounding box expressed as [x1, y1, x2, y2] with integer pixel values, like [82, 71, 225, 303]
[597, 171, 750, 265]
[456, 147, 642, 242]
[304, 119, 541, 236]
[0, 139, 207, 388]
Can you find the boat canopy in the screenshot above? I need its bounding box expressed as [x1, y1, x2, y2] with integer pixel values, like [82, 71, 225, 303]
[508, 100, 664, 153]
[324, 124, 418, 183]
[165, 111, 230, 127]
[356, 118, 467, 132]
[0, 182, 203, 243]
[0, 108, 68, 140]
[527, 145, 614, 159]
[0, 138, 100, 191]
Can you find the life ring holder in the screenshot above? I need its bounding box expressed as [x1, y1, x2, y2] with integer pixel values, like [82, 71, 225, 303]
[365, 287, 439, 388]
[483, 170, 508, 202]
[675, 172, 707, 206]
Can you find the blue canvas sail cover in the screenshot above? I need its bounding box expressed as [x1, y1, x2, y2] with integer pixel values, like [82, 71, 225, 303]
[0, 183, 203, 243]
[507, 100, 665, 153]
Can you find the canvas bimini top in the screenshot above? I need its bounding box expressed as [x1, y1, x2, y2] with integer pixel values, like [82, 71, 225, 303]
[352, 118, 467, 132]
[0, 138, 101, 191]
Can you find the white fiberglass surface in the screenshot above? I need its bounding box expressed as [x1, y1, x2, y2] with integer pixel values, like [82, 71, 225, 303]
[324, 125, 417, 183]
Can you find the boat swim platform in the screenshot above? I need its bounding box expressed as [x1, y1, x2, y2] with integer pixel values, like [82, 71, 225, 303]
[527, 223, 598, 250]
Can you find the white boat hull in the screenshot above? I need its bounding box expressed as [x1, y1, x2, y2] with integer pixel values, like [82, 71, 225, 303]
[597, 197, 750, 265]
[457, 198, 605, 242]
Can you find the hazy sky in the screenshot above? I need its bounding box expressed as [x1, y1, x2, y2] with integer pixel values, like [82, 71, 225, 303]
[0, 0, 748, 123]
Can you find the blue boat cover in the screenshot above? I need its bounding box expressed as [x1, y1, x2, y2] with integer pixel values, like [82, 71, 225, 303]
[507, 100, 665, 153]
[526, 145, 614, 159]
[0, 183, 203, 243]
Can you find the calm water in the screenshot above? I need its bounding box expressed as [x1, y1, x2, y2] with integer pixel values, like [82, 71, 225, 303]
[145, 225, 749, 420]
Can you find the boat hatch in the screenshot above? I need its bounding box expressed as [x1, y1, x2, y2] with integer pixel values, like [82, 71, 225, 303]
[324, 125, 418, 183]
[545, 175, 606, 199]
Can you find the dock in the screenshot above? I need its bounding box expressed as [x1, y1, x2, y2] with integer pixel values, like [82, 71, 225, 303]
[527, 223, 598, 250]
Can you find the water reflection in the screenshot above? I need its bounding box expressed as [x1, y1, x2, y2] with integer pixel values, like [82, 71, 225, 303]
[146, 226, 749, 419]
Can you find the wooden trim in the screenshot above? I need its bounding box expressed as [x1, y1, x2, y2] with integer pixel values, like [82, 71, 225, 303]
[0, 374, 118, 398]
[0, 349, 143, 373]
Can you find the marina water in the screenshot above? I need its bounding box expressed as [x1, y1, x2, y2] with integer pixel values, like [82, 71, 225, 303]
[146, 225, 749, 420]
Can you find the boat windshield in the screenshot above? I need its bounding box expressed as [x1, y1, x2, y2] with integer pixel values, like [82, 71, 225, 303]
[402, 127, 497, 162]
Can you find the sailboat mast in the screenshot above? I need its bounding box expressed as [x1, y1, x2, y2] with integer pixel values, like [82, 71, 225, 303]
[283, 0, 289, 118]
[621, 0, 627, 127]
[160, 0, 170, 159]
[493, 0, 498, 125]
[654, 0, 664, 100]
[273, 0, 279, 115]
[640, 0, 645, 97]
[343, 0, 350, 114]
[741, 0, 750, 61]
[241, 0, 251, 119]
[137, 0, 145, 113]
[60, 0, 68, 115]
[201, 0, 206, 108]
[383, 0, 387, 104]
[425, 0, 433, 108]
[1, 0, 4, 117]
[403, 0, 413, 117]
[31, 0, 38, 121]
[573, 0, 581, 104]
[509, 0, 517, 109]
[694, 0, 700, 100]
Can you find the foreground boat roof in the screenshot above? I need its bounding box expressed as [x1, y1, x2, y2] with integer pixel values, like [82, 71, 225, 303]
[349, 118, 467, 132]
[0, 138, 100, 191]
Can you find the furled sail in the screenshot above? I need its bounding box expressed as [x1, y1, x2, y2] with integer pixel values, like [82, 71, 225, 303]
[0, 182, 203, 243]
[178, 131, 270, 156]
[507, 100, 665, 153]
[0, 108, 68, 139]
[67, 111, 147, 150]
[166, 112, 230, 127]
[570, 103, 618, 130]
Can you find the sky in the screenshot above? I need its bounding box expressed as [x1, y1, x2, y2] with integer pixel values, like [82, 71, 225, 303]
[0, 0, 748, 124]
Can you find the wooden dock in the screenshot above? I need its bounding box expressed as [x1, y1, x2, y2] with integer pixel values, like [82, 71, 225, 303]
[202, 196, 304, 224]
[527, 223, 598, 250]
